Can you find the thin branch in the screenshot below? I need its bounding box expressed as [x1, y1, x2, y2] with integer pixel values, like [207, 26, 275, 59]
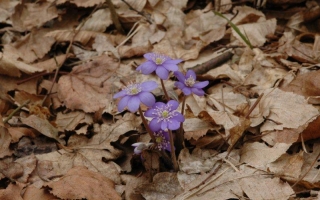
[106, 0, 124, 34]
[3, 100, 30, 124]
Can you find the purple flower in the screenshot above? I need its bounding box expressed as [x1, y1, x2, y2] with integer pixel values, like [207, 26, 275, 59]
[113, 81, 157, 112]
[154, 130, 171, 151]
[132, 142, 153, 154]
[174, 70, 209, 96]
[137, 53, 183, 80]
[145, 100, 184, 131]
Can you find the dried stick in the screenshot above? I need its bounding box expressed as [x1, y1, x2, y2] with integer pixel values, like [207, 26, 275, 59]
[192, 51, 233, 74]
[106, 0, 124, 34]
[3, 100, 30, 124]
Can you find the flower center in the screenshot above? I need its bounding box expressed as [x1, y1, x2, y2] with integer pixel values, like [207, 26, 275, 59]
[185, 75, 195, 87]
[162, 110, 169, 118]
[151, 53, 167, 65]
[152, 104, 177, 123]
[154, 131, 169, 151]
[125, 83, 142, 95]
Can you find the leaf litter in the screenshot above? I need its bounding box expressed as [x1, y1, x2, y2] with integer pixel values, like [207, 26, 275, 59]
[1, 0, 320, 199]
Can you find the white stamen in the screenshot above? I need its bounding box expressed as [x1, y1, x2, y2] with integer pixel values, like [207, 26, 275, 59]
[184, 75, 195, 87]
[125, 83, 142, 95]
[151, 53, 167, 65]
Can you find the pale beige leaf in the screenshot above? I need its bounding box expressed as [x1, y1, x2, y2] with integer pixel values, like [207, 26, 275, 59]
[207, 110, 240, 132]
[23, 186, 56, 200]
[250, 88, 319, 132]
[32, 54, 69, 73]
[0, 157, 23, 180]
[0, 52, 38, 77]
[231, 6, 266, 25]
[80, 8, 112, 32]
[178, 148, 219, 174]
[240, 142, 291, 169]
[46, 30, 106, 45]
[137, 172, 183, 200]
[268, 151, 304, 180]
[11, 2, 58, 31]
[21, 115, 65, 145]
[57, 55, 118, 112]
[56, 111, 93, 132]
[240, 176, 294, 200]
[123, 0, 147, 11]
[183, 118, 215, 140]
[45, 166, 121, 200]
[0, 126, 13, 158]
[15, 154, 37, 183]
[206, 64, 244, 84]
[300, 143, 320, 187]
[0, 182, 24, 200]
[232, 18, 277, 47]
[92, 34, 119, 58]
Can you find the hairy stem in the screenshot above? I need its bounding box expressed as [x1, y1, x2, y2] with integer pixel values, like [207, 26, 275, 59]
[138, 107, 156, 142]
[160, 79, 170, 101]
[176, 95, 186, 151]
[168, 130, 179, 171]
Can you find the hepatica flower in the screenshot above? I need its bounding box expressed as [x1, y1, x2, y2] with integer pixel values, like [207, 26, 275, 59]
[145, 100, 184, 131]
[137, 53, 183, 80]
[132, 131, 171, 154]
[174, 70, 209, 96]
[132, 142, 153, 154]
[113, 81, 157, 112]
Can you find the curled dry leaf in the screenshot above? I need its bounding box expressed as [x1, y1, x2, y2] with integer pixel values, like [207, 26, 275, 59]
[11, 1, 58, 31]
[183, 118, 214, 140]
[23, 186, 56, 200]
[15, 154, 37, 183]
[45, 166, 121, 200]
[57, 55, 118, 113]
[80, 8, 113, 32]
[250, 88, 319, 132]
[56, 111, 93, 132]
[56, 0, 105, 7]
[21, 115, 65, 145]
[0, 157, 24, 180]
[0, 182, 24, 200]
[137, 172, 184, 200]
[0, 126, 13, 158]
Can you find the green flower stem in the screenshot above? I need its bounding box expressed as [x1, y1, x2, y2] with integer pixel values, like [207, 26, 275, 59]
[160, 79, 170, 101]
[168, 129, 179, 171]
[138, 107, 156, 142]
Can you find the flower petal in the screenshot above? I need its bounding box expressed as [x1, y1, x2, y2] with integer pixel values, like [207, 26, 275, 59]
[193, 81, 209, 89]
[155, 67, 169, 80]
[174, 82, 185, 89]
[165, 59, 183, 65]
[149, 119, 162, 131]
[186, 70, 196, 80]
[139, 92, 155, 107]
[141, 81, 158, 91]
[174, 71, 186, 82]
[162, 63, 179, 71]
[118, 95, 130, 112]
[139, 61, 157, 74]
[192, 88, 205, 96]
[127, 96, 141, 112]
[162, 131, 170, 141]
[143, 53, 155, 61]
[144, 108, 157, 117]
[167, 100, 179, 110]
[113, 90, 127, 99]
[161, 121, 168, 130]
[173, 112, 185, 122]
[168, 120, 180, 130]
[182, 87, 192, 95]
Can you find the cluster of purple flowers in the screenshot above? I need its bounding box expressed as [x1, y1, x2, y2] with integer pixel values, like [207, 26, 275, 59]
[113, 52, 208, 153]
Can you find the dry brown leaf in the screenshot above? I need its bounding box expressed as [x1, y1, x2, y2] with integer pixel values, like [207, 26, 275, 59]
[80, 8, 112, 32]
[178, 148, 219, 174]
[45, 166, 121, 200]
[56, 111, 93, 132]
[137, 172, 183, 200]
[250, 88, 319, 132]
[13, 154, 37, 183]
[57, 0, 104, 7]
[232, 6, 266, 25]
[183, 118, 213, 140]
[0, 126, 13, 158]
[123, 0, 147, 12]
[232, 18, 277, 47]
[46, 30, 106, 45]
[0, 182, 24, 200]
[57, 55, 118, 112]
[300, 143, 320, 188]
[23, 186, 56, 200]
[0, 52, 43, 77]
[240, 175, 294, 200]
[21, 115, 65, 145]
[4, 29, 55, 63]
[268, 151, 304, 180]
[92, 34, 119, 58]
[0, 74, 38, 95]
[240, 142, 291, 169]
[11, 2, 58, 31]
[0, 157, 24, 180]
[32, 54, 69, 73]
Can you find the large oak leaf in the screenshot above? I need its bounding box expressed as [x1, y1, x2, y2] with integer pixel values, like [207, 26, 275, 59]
[58, 55, 118, 112]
